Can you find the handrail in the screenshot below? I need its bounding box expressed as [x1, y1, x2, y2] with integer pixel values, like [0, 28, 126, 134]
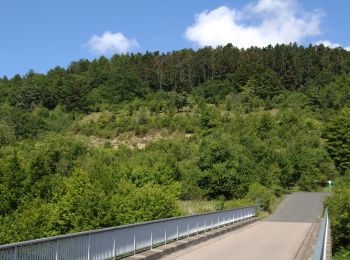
[0, 205, 255, 259]
[313, 207, 329, 260]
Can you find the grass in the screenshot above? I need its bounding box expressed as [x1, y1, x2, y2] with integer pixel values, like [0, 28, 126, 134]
[177, 198, 254, 216]
[178, 200, 219, 215]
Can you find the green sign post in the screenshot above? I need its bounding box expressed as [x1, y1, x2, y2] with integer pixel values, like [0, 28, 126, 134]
[327, 180, 333, 189]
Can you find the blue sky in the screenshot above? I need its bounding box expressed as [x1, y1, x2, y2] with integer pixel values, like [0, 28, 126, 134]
[1, 0, 349, 78]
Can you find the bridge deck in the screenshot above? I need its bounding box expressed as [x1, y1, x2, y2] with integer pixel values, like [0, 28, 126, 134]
[162, 192, 329, 260]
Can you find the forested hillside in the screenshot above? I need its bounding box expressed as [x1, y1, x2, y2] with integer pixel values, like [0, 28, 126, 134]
[1, 43, 350, 257]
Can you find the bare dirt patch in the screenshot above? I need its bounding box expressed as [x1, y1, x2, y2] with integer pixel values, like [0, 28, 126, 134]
[87, 129, 191, 150]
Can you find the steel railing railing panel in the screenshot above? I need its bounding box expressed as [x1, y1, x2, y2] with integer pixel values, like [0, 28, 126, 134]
[164, 219, 179, 241]
[208, 214, 216, 230]
[16, 239, 56, 260]
[197, 215, 206, 232]
[150, 221, 166, 246]
[90, 229, 115, 260]
[0, 206, 256, 259]
[177, 217, 190, 238]
[0, 248, 11, 260]
[134, 223, 152, 251]
[114, 227, 135, 256]
[58, 234, 89, 260]
[189, 216, 198, 234]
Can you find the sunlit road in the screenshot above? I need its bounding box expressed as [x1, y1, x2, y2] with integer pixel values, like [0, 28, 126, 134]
[162, 192, 329, 260]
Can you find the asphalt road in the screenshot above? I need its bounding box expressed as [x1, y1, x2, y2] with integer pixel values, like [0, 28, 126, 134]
[267, 192, 329, 223]
[162, 192, 330, 260]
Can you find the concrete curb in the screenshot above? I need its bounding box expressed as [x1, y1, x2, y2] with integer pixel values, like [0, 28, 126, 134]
[124, 217, 257, 260]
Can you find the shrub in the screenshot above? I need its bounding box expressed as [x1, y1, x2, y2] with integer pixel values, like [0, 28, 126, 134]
[245, 183, 275, 212]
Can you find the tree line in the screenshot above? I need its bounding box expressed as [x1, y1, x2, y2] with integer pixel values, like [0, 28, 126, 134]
[1, 43, 350, 113]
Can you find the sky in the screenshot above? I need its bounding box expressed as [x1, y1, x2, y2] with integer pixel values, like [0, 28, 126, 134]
[1, 0, 349, 78]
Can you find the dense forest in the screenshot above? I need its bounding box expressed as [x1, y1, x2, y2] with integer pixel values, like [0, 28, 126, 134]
[1, 43, 350, 258]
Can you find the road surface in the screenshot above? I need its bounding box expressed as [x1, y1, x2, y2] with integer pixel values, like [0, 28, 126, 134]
[163, 192, 329, 260]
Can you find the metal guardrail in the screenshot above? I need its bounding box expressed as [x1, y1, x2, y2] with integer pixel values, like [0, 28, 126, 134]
[313, 207, 329, 260]
[0, 206, 255, 260]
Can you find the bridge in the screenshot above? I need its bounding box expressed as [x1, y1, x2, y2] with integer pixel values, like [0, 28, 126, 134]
[0, 192, 330, 260]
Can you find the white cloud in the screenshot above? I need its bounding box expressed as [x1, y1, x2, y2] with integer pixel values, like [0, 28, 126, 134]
[86, 31, 139, 55]
[315, 40, 341, 48]
[315, 40, 350, 51]
[185, 0, 323, 48]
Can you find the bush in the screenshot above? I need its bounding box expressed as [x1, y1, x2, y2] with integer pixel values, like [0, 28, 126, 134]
[110, 181, 181, 225]
[0, 122, 16, 146]
[245, 183, 275, 212]
[326, 177, 350, 255]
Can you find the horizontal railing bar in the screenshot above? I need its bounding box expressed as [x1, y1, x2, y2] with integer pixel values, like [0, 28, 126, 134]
[0, 205, 255, 249]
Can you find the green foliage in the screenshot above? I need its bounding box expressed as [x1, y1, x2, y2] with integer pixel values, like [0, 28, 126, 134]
[110, 181, 180, 225]
[192, 80, 234, 105]
[49, 169, 110, 234]
[0, 104, 47, 139]
[0, 153, 26, 215]
[252, 68, 284, 99]
[0, 199, 57, 243]
[245, 183, 275, 212]
[324, 108, 350, 174]
[175, 92, 188, 111]
[333, 249, 350, 260]
[0, 122, 16, 146]
[197, 133, 241, 199]
[199, 106, 221, 129]
[326, 177, 350, 256]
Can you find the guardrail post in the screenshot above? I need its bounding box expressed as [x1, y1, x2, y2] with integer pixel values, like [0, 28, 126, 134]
[204, 220, 207, 232]
[196, 221, 198, 235]
[176, 225, 179, 241]
[55, 239, 59, 260]
[88, 234, 91, 260]
[11, 246, 17, 260]
[87, 234, 91, 260]
[133, 230, 136, 255]
[113, 230, 116, 259]
[164, 228, 167, 245]
[187, 223, 189, 237]
[150, 229, 153, 249]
